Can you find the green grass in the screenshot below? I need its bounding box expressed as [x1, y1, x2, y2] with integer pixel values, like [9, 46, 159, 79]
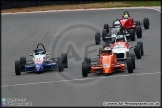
[127, 1, 161, 6]
[97, 1, 160, 8]
[103, 1, 160, 8]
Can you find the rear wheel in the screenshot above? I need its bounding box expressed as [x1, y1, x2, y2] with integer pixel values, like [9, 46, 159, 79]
[135, 21, 140, 26]
[136, 25, 142, 38]
[61, 53, 68, 68]
[95, 32, 100, 45]
[143, 18, 150, 29]
[104, 24, 109, 33]
[102, 29, 108, 42]
[134, 44, 141, 59]
[129, 29, 135, 41]
[15, 60, 21, 75]
[137, 41, 144, 56]
[128, 53, 135, 69]
[82, 61, 88, 77]
[20, 57, 26, 71]
[127, 57, 133, 73]
[57, 57, 64, 72]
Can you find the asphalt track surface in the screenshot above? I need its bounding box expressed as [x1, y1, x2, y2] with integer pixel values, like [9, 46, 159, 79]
[2, 8, 161, 107]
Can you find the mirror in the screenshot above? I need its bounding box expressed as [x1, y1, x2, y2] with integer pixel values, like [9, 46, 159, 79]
[30, 54, 33, 56]
[46, 53, 49, 55]
[129, 46, 133, 49]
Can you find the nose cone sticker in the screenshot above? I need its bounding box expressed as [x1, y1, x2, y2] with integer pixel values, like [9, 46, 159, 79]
[36, 65, 40, 71]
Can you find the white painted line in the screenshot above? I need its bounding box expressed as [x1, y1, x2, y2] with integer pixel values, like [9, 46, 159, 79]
[1, 6, 161, 15]
[1, 72, 161, 88]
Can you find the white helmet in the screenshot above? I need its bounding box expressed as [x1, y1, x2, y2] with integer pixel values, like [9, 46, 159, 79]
[114, 21, 121, 28]
[104, 47, 112, 53]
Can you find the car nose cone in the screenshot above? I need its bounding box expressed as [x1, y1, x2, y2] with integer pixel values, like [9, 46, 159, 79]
[35, 63, 42, 72]
[36, 65, 40, 71]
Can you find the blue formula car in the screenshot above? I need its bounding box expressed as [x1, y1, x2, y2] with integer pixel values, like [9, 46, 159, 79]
[15, 43, 68, 75]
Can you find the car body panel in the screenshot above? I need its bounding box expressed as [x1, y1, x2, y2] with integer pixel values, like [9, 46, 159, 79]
[91, 50, 126, 74]
[120, 17, 136, 30]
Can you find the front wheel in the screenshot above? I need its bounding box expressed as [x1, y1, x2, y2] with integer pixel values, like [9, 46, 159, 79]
[20, 57, 26, 71]
[15, 60, 21, 75]
[82, 61, 88, 77]
[85, 57, 91, 73]
[57, 57, 64, 72]
[126, 57, 133, 73]
[143, 18, 149, 29]
[128, 53, 135, 69]
[134, 44, 141, 59]
[95, 32, 100, 45]
[137, 41, 144, 56]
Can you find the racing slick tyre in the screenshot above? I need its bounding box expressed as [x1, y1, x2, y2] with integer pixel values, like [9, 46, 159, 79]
[82, 61, 88, 77]
[134, 44, 141, 59]
[137, 41, 144, 56]
[126, 57, 133, 73]
[136, 25, 142, 38]
[143, 18, 150, 29]
[95, 32, 100, 45]
[135, 21, 140, 26]
[61, 53, 68, 68]
[128, 53, 135, 69]
[15, 60, 21, 75]
[129, 29, 135, 41]
[57, 57, 64, 72]
[84, 57, 91, 73]
[104, 24, 109, 33]
[102, 29, 108, 42]
[20, 57, 26, 71]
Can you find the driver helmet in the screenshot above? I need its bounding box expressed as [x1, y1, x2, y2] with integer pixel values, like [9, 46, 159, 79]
[116, 36, 125, 42]
[114, 21, 121, 28]
[123, 14, 129, 19]
[104, 47, 112, 53]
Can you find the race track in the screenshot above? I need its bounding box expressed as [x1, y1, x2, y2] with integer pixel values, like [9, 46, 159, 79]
[2, 8, 161, 106]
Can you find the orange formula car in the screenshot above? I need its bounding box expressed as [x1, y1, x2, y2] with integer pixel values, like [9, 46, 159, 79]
[82, 45, 134, 77]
